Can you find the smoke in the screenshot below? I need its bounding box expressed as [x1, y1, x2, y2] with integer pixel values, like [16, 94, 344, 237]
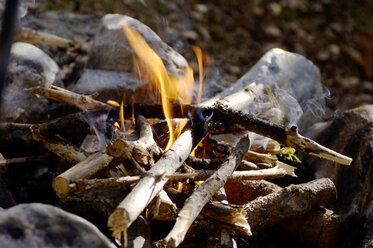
[81, 110, 112, 152]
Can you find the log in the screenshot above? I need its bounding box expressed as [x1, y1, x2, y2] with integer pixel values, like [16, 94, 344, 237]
[244, 178, 337, 231]
[165, 134, 251, 247]
[224, 179, 341, 247]
[52, 152, 113, 198]
[107, 125, 203, 244]
[224, 179, 281, 205]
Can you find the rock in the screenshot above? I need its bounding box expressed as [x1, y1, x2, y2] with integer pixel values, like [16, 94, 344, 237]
[58, 187, 151, 248]
[0, 203, 116, 248]
[22, 11, 99, 41]
[73, 14, 189, 103]
[305, 105, 373, 247]
[221, 48, 326, 130]
[0, 42, 62, 123]
[307, 105, 373, 215]
[0, 154, 16, 209]
[58, 186, 130, 231]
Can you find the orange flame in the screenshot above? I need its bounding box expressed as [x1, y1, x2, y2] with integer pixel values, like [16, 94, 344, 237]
[123, 24, 207, 150]
[191, 45, 210, 104]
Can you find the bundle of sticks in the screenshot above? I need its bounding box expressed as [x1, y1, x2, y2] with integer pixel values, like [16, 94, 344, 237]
[3, 84, 351, 247]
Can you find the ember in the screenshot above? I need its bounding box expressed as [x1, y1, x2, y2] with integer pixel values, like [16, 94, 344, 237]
[2, 2, 371, 248]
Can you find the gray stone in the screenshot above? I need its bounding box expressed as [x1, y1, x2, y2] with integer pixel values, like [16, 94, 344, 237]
[305, 105, 373, 247]
[0, 154, 16, 209]
[221, 48, 326, 130]
[0, 42, 62, 123]
[0, 203, 116, 248]
[58, 187, 151, 248]
[73, 14, 189, 103]
[22, 11, 99, 41]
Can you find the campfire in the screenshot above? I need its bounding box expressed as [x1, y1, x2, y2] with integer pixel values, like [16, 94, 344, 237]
[0, 4, 360, 248]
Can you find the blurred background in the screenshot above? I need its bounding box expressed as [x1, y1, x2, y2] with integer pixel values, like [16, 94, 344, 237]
[29, 0, 373, 113]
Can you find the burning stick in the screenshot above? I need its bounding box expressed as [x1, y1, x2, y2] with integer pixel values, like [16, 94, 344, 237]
[31, 125, 89, 164]
[28, 86, 351, 165]
[27, 85, 109, 111]
[164, 134, 251, 247]
[244, 178, 337, 231]
[107, 125, 203, 245]
[15, 27, 74, 48]
[52, 152, 113, 198]
[111, 103, 353, 165]
[204, 104, 352, 165]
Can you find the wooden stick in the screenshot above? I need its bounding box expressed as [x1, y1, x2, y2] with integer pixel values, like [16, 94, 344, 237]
[0, 122, 32, 131]
[16, 27, 74, 48]
[31, 125, 89, 164]
[52, 152, 113, 198]
[165, 134, 251, 247]
[67, 166, 287, 195]
[27, 85, 109, 111]
[107, 126, 202, 243]
[167, 166, 289, 181]
[186, 156, 261, 170]
[72, 176, 141, 194]
[0, 154, 51, 167]
[244, 178, 337, 231]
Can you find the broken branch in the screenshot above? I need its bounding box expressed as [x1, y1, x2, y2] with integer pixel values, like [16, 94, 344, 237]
[52, 152, 113, 198]
[16, 27, 74, 48]
[28, 85, 109, 111]
[165, 134, 251, 247]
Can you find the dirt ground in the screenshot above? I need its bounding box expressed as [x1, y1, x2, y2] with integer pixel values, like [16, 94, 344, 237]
[37, 0, 373, 115]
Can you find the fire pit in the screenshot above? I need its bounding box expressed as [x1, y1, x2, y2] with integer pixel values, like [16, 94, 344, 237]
[1, 1, 371, 248]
